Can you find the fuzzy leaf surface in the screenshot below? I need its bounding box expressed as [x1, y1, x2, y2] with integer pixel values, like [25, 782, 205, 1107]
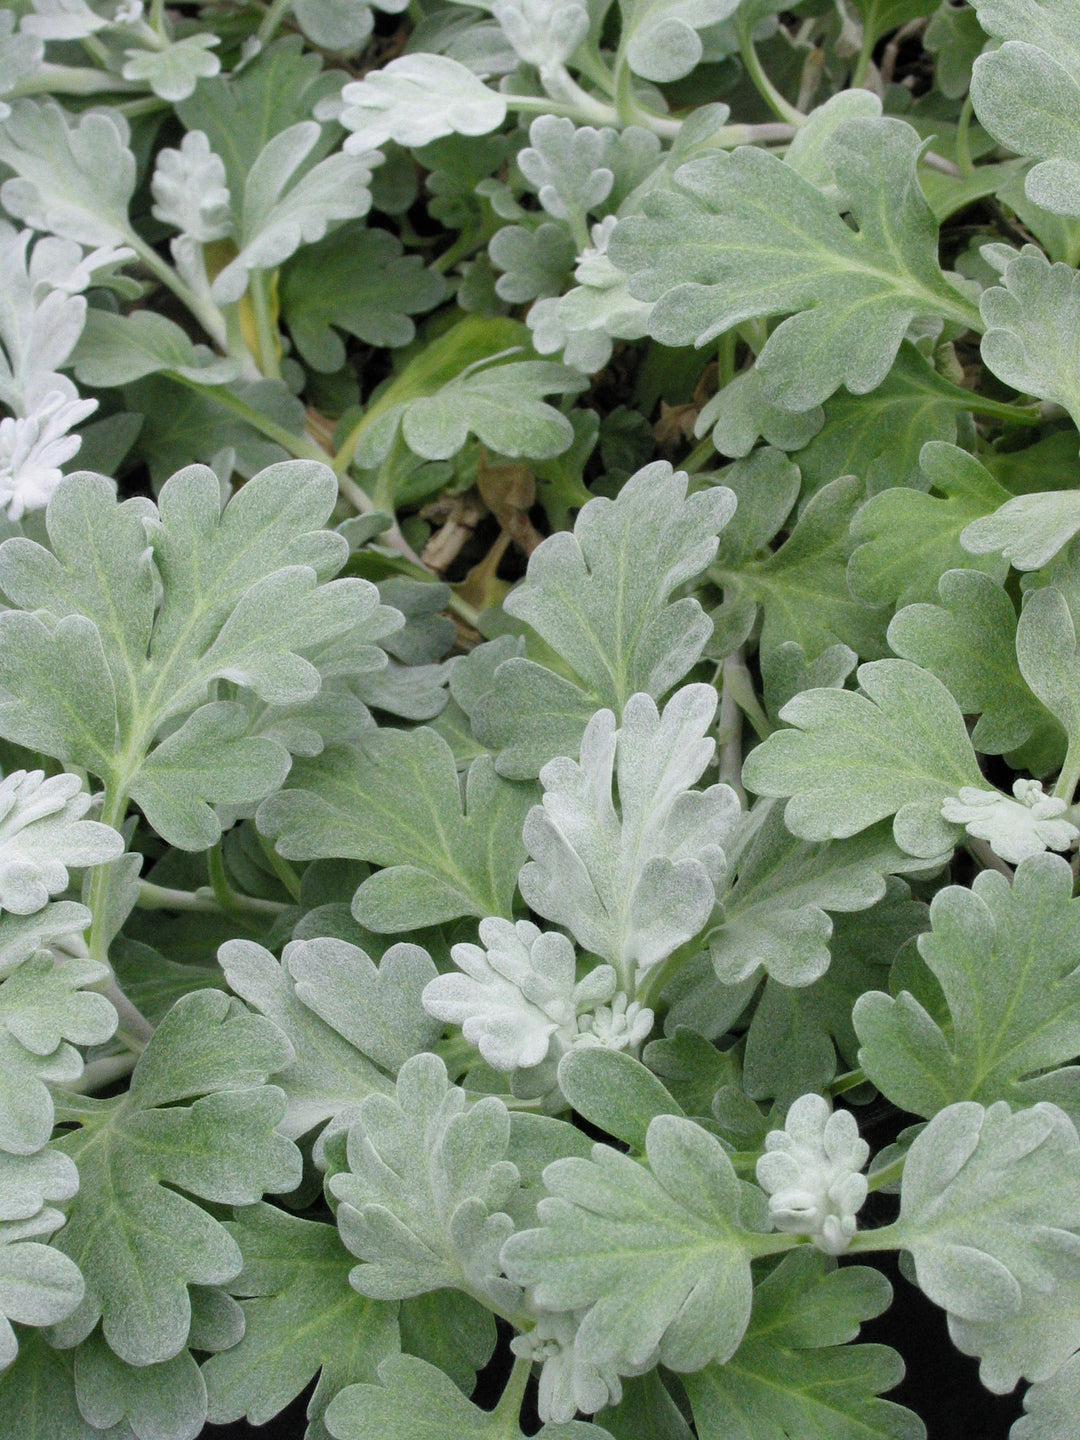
[471, 461, 735, 777]
[257, 733, 534, 930]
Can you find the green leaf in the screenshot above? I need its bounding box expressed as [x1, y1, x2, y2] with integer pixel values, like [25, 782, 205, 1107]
[328, 1053, 521, 1307]
[0, 1328, 107, 1438]
[710, 802, 929, 988]
[1015, 585, 1080, 761]
[619, 0, 742, 83]
[72, 309, 240, 389]
[0, 461, 378, 849]
[489, 222, 576, 305]
[1015, 1352, 1080, 1440]
[120, 33, 221, 102]
[896, 1098, 1080, 1391]
[72, 1327, 208, 1440]
[0, 950, 116, 1155]
[970, 0, 1080, 216]
[502, 1114, 758, 1372]
[472, 461, 736, 778]
[0, 1147, 78, 1223]
[716, 475, 890, 666]
[743, 880, 928, 1104]
[742, 659, 984, 858]
[0, 769, 123, 917]
[847, 443, 1010, 607]
[50, 989, 300, 1366]
[0, 99, 135, 247]
[855, 853, 1080, 1122]
[962, 489, 1080, 572]
[683, 1248, 923, 1440]
[979, 248, 1080, 426]
[793, 343, 984, 499]
[210, 122, 379, 305]
[325, 1352, 609, 1440]
[257, 732, 534, 930]
[611, 116, 981, 410]
[176, 37, 347, 202]
[202, 1204, 399, 1440]
[0, 1209, 85, 1370]
[336, 54, 507, 152]
[557, 1048, 685, 1151]
[520, 686, 740, 988]
[888, 569, 1062, 758]
[280, 226, 447, 372]
[217, 938, 397, 1141]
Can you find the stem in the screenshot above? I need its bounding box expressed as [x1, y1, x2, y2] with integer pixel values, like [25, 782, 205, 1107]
[257, 0, 295, 44]
[723, 650, 774, 740]
[101, 978, 155, 1053]
[61, 1051, 139, 1094]
[738, 21, 805, 127]
[247, 270, 281, 379]
[432, 228, 484, 276]
[171, 376, 332, 462]
[126, 234, 229, 350]
[256, 830, 303, 902]
[682, 435, 716, 475]
[846, 1220, 905, 1253]
[955, 95, 975, 176]
[137, 877, 289, 918]
[717, 652, 748, 807]
[13, 64, 144, 98]
[150, 0, 167, 36]
[866, 1152, 907, 1194]
[491, 1357, 532, 1433]
[338, 470, 431, 570]
[1055, 746, 1080, 805]
[829, 1068, 867, 1096]
[850, 17, 876, 90]
[965, 838, 1013, 880]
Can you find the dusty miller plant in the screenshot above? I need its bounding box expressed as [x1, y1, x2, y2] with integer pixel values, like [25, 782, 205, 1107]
[0, 0, 1080, 1436]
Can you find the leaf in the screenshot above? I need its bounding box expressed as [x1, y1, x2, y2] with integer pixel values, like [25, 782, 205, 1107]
[202, 1204, 398, 1440]
[710, 802, 929, 988]
[0, 1146, 78, 1222]
[211, 122, 379, 305]
[1014, 1351, 1080, 1440]
[743, 880, 928, 1104]
[257, 732, 534, 930]
[962, 490, 1080, 572]
[743, 659, 985, 859]
[280, 226, 447, 372]
[72, 1328, 208, 1440]
[978, 249, 1080, 426]
[0, 769, 122, 916]
[0, 1209, 85, 1370]
[855, 853, 1080, 1122]
[896, 1099, 1080, 1391]
[328, 1052, 522, 1308]
[683, 1248, 924, 1440]
[71, 309, 240, 388]
[611, 116, 981, 411]
[325, 1352, 609, 1440]
[50, 988, 300, 1366]
[696, 368, 824, 460]
[557, 1048, 685, 1152]
[887, 569, 1062, 758]
[0, 461, 380, 850]
[1015, 586, 1080, 761]
[0, 1327, 106, 1438]
[0, 100, 136, 247]
[619, 0, 742, 83]
[216, 938, 396, 1141]
[471, 461, 736, 778]
[489, 222, 577, 305]
[970, 0, 1080, 216]
[520, 686, 740, 988]
[847, 443, 1010, 607]
[501, 1114, 756, 1372]
[715, 475, 890, 666]
[0, 950, 116, 1155]
[336, 54, 507, 152]
[793, 343, 984, 498]
[120, 33, 221, 103]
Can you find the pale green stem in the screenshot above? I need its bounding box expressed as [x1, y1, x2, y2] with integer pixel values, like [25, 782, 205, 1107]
[257, 0, 295, 44]
[12, 64, 144, 98]
[682, 435, 716, 475]
[717, 652, 748, 807]
[60, 1051, 139, 1094]
[866, 1153, 907, 1195]
[126, 233, 229, 350]
[137, 877, 289, 918]
[966, 837, 1013, 879]
[829, 1067, 867, 1096]
[171, 375, 332, 462]
[101, 978, 154, 1052]
[247, 270, 281, 380]
[846, 1219, 905, 1253]
[955, 94, 975, 176]
[1055, 746, 1080, 805]
[150, 0, 167, 36]
[738, 21, 805, 128]
[338, 469, 431, 571]
[491, 1357, 532, 1433]
[723, 650, 774, 740]
[850, 17, 876, 89]
[256, 830, 303, 902]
